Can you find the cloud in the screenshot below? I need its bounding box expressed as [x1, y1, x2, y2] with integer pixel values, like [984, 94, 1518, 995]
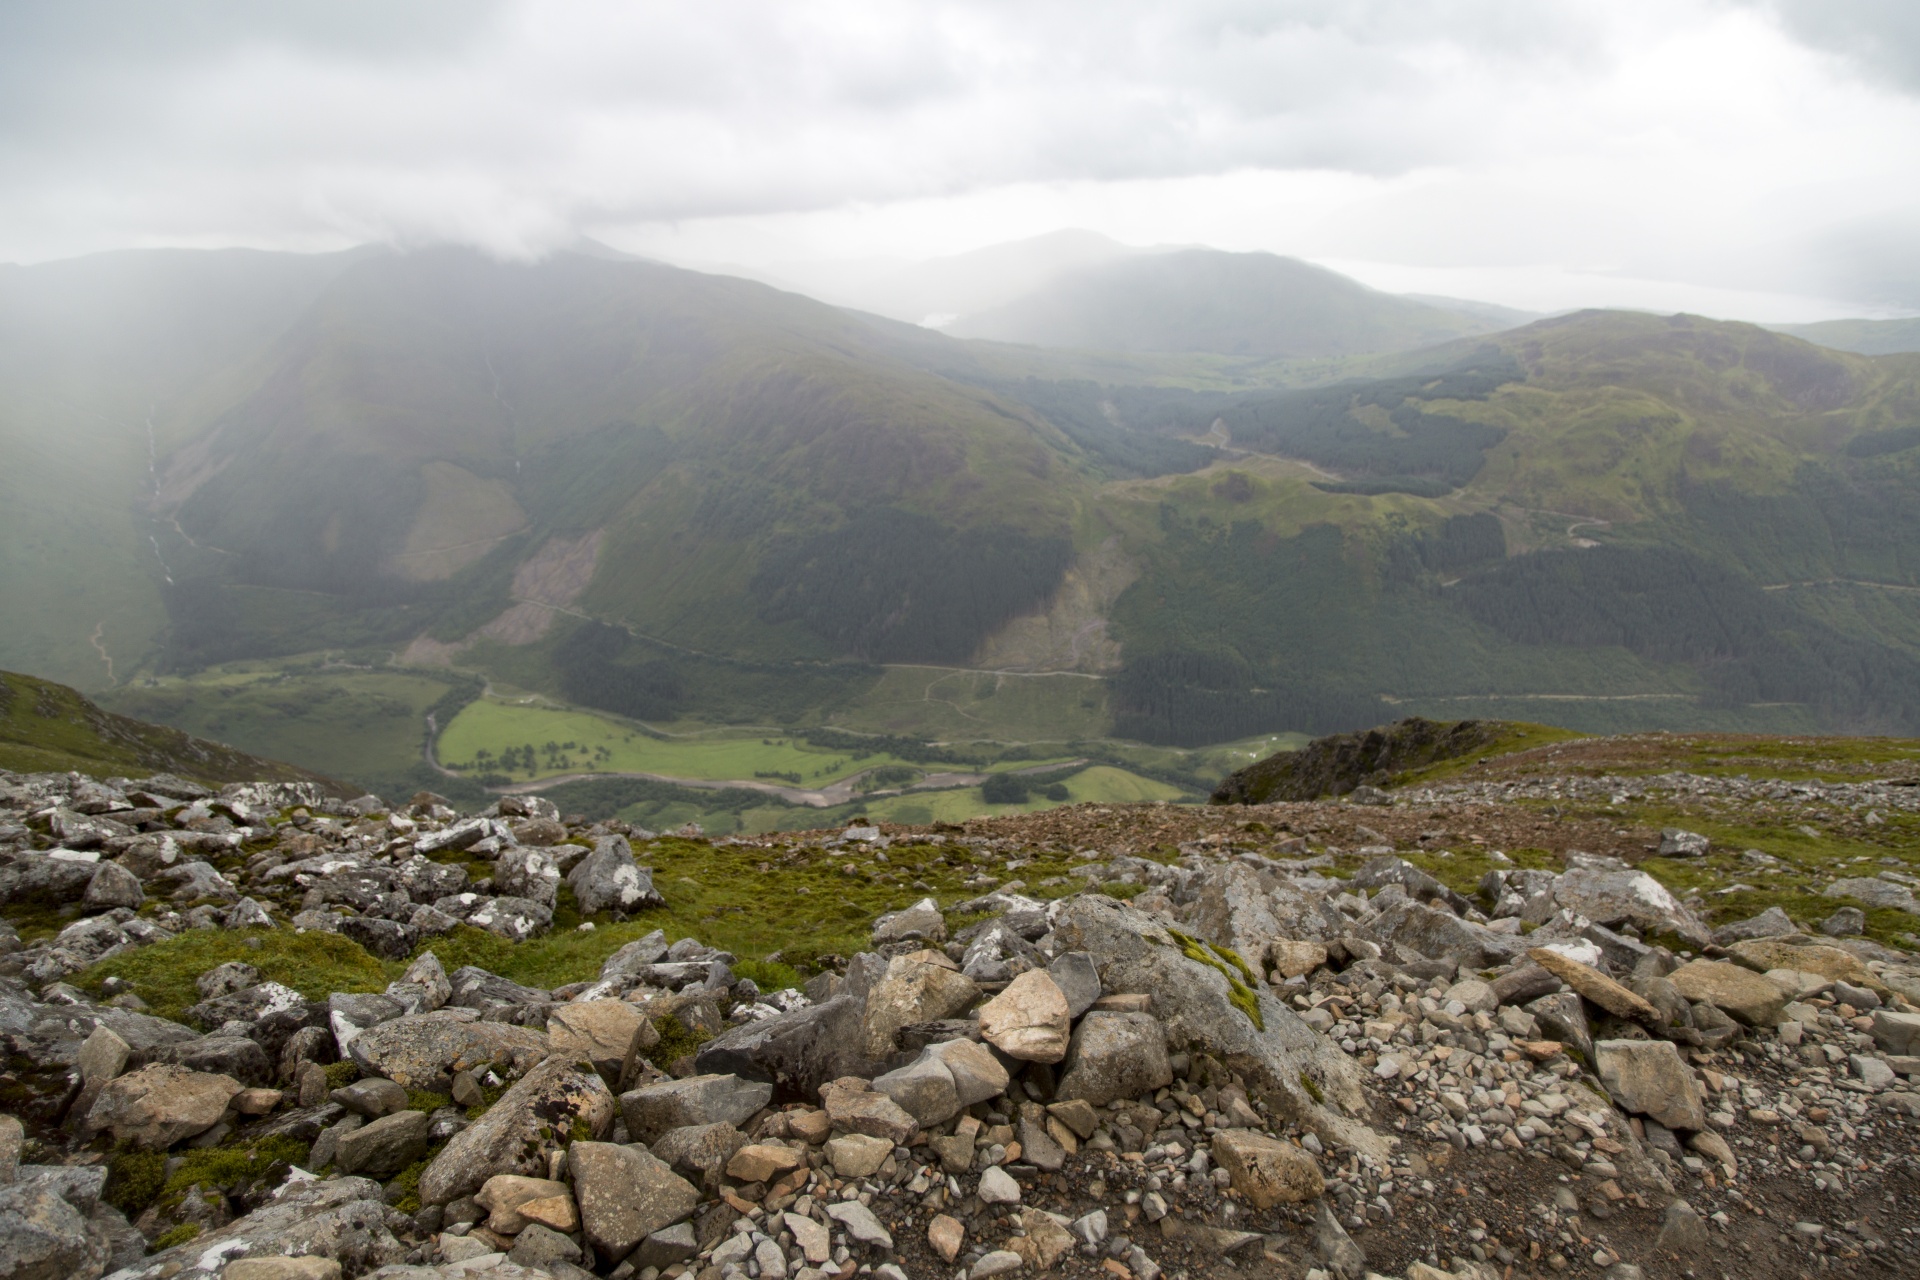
[0, 0, 1915, 316]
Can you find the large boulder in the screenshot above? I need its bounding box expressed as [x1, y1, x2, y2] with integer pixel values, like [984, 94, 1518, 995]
[1054, 1012, 1171, 1106]
[1178, 863, 1348, 973]
[495, 848, 562, 907]
[1668, 960, 1788, 1027]
[858, 953, 980, 1061]
[619, 1073, 772, 1144]
[976, 969, 1070, 1063]
[1211, 1130, 1325, 1208]
[870, 1049, 962, 1127]
[347, 1010, 548, 1089]
[568, 1142, 700, 1262]
[84, 1064, 242, 1148]
[1823, 878, 1918, 912]
[418, 1056, 616, 1206]
[334, 1110, 432, 1177]
[1593, 1040, 1706, 1131]
[0, 1181, 109, 1280]
[1550, 864, 1709, 946]
[108, 1177, 407, 1280]
[548, 999, 655, 1085]
[1366, 899, 1524, 970]
[1726, 938, 1883, 992]
[693, 997, 877, 1098]
[567, 836, 665, 917]
[1050, 897, 1381, 1160]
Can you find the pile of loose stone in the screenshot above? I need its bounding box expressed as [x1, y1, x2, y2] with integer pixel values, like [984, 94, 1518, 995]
[5, 766, 1920, 1280]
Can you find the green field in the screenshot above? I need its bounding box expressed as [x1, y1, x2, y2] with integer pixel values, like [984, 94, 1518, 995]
[829, 666, 1112, 741]
[103, 661, 467, 797]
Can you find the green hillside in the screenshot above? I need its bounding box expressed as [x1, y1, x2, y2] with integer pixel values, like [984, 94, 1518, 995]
[0, 668, 343, 790]
[945, 248, 1511, 356]
[1772, 317, 1920, 356]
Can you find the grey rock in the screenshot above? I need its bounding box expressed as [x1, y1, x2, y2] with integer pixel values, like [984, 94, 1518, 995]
[419, 1056, 615, 1205]
[509, 1222, 582, 1270]
[1594, 1039, 1706, 1131]
[495, 847, 562, 907]
[333, 1076, 410, 1117]
[1055, 1011, 1171, 1107]
[329, 991, 406, 1056]
[348, 1012, 547, 1091]
[465, 895, 553, 942]
[151, 1034, 273, 1087]
[0, 1181, 107, 1280]
[1525, 992, 1594, 1063]
[84, 1063, 241, 1147]
[195, 962, 260, 1000]
[1712, 906, 1796, 946]
[446, 966, 549, 1017]
[693, 995, 875, 1097]
[599, 931, 670, 980]
[185, 980, 307, 1033]
[83, 862, 144, 910]
[1366, 898, 1525, 970]
[339, 917, 419, 960]
[1551, 866, 1710, 946]
[630, 1221, 699, 1270]
[0, 1115, 21, 1182]
[618, 1073, 771, 1144]
[1821, 907, 1867, 937]
[926, 1036, 1010, 1106]
[825, 1199, 894, 1249]
[1350, 855, 1475, 916]
[1826, 878, 1919, 912]
[392, 855, 469, 904]
[872, 1048, 961, 1127]
[1656, 1199, 1710, 1252]
[873, 897, 946, 945]
[648, 1122, 748, 1179]
[223, 897, 276, 929]
[118, 1176, 407, 1280]
[568, 1141, 699, 1261]
[335, 1109, 432, 1177]
[1050, 895, 1382, 1161]
[0, 851, 99, 907]
[1046, 951, 1102, 1018]
[1314, 1201, 1366, 1280]
[567, 836, 664, 917]
[1658, 829, 1710, 857]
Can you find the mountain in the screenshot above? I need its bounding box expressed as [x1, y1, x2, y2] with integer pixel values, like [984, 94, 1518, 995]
[9, 244, 1920, 781]
[0, 667, 341, 788]
[944, 248, 1514, 356]
[1771, 317, 1920, 356]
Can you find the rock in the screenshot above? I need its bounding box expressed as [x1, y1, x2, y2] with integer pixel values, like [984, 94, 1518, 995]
[1852, 1053, 1896, 1090]
[1526, 992, 1593, 1062]
[871, 1048, 961, 1127]
[0, 1115, 20, 1183]
[976, 1165, 1022, 1204]
[859, 954, 980, 1061]
[694, 996, 875, 1097]
[335, 1109, 432, 1177]
[1821, 907, 1867, 937]
[419, 1056, 615, 1206]
[0, 1180, 107, 1280]
[1045, 951, 1102, 1017]
[1593, 1039, 1706, 1131]
[820, 1077, 919, 1145]
[1656, 1199, 1710, 1252]
[1489, 963, 1561, 1007]
[83, 861, 144, 910]
[598, 931, 670, 980]
[926, 1037, 1010, 1106]
[1528, 948, 1658, 1022]
[516, 1193, 578, 1233]
[650, 1122, 748, 1178]
[1368, 898, 1524, 969]
[67, 1023, 131, 1124]
[1550, 865, 1709, 946]
[1314, 1201, 1366, 1280]
[1711, 906, 1796, 945]
[187, 981, 309, 1034]
[630, 1222, 699, 1271]
[329, 992, 406, 1056]
[1658, 829, 1710, 857]
[873, 897, 946, 944]
[618, 1073, 771, 1144]
[1727, 938, 1881, 991]
[1668, 960, 1788, 1026]
[825, 1199, 894, 1250]
[151, 1034, 272, 1087]
[1824, 878, 1918, 912]
[1444, 978, 1497, 1013]
[928, 1213, 966, 1263]
[196, 962, 261, 1000]
[1211, 1130, 1325, 1207]
[726, 1142, 805, 1183]
[548, 999, 654, 1085]
[508, 1222, 582, 1270]
[1270, 939, 1329, 981]
[476, 1175, 572, 1234]
[124, 1176, 407, 1280]
[825, 1133, 893, 1178]
[395, 952, 452, 1011]
[1049, 896, 1378, 1160]
[495, 848, 561, 907]
[977, 968, 1072, 1063]
[1870, 1009, 1920, 1055]
[568, 1142, 700, 1260]
[348, 1012, 548, 1090]
[333, 1076, 410, 1117]
[465, 896, 553, 942]
[223, 1259, 342, 1280]
[85, 1063, 242, 1147]
[566, 836, 664, 917]
[970, 1250, 1023, 1280]
[1055, 1011, 1172, 1106]
[339, 917, 419, 960]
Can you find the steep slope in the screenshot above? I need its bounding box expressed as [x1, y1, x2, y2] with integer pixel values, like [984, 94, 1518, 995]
[946, 248, 1510, 356]
[1772, 317, 1920, 356]
[0, 668, 343, 789]
[0, 247, 370, 686]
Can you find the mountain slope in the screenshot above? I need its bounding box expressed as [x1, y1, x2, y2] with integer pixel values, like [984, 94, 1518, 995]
[0, 668, 343, 789]
[1772, 317, 1920, 356]
[946, 248, 1512, 356]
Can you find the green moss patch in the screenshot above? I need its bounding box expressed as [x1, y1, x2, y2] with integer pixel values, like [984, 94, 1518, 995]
[151, 1224, 203, 1251]
[103, 1145, 168, 1215]
[1168, 927, 1264, 1031]
[74, 928, 390, 1023]
[650, 1014, 713, 1068]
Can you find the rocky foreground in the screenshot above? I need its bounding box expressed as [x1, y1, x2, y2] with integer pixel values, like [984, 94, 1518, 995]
[2, 764, 1920, 1280]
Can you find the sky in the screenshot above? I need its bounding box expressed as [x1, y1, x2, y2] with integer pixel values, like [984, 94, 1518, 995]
[3, 0, 1918, 321]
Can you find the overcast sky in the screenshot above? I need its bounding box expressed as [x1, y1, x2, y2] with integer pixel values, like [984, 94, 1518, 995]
[4, 0, 1918, 320]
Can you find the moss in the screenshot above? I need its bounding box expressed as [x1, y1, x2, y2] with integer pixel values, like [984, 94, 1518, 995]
[464, 1083, 508, 1121]
[151, 1224, 203, 1251]
[1167, 927, 1264, 1031]
[1099, 881, 1147, 900]
[407, 1089, 451, 1113]
[324, 1061, 360, 1088]
[1297, 1071, 1324, 1104]
[651, 1013, 713, 1068]
[73, 927, 391, 1023]
[103, 1145, 167, 1214]
[733, 957, 803, 992]
[158, 1135, 310, 1211]
[385, 1142, 445, 1215]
